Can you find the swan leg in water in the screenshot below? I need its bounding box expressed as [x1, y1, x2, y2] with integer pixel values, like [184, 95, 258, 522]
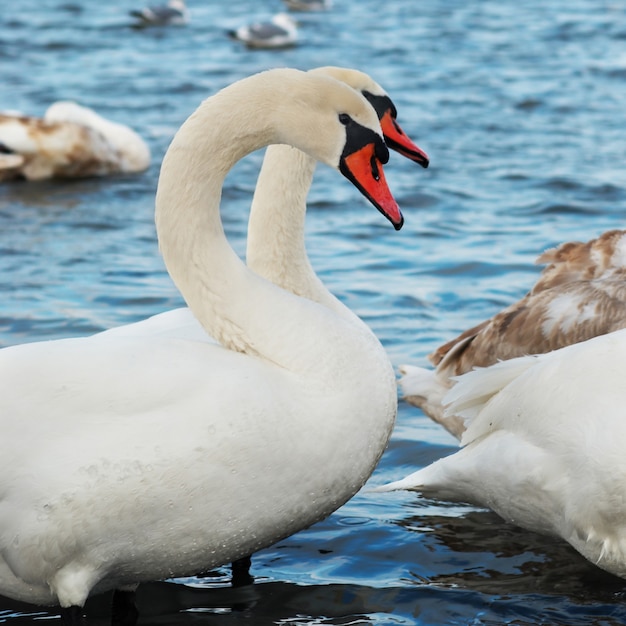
[60, 606, 84, 626]
[61, 589, 139, 626]
[110, 590, 139, 626]
[60, 589, 138, 625]
[231, 556, 254, 587]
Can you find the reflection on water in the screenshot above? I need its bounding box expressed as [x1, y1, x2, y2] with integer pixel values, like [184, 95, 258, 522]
[2, 527, 624, 626]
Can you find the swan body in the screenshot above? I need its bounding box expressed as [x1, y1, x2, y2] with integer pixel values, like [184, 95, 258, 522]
[384, 328, 626, 578]
[0, 102, 150, 181]
[400, 229, 626, 439]
[0, 69, 401, 612]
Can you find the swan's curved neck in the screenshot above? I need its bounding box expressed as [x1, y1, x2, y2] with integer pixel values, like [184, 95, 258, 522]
[154, 71, 363, 372]
[247, 145, 353, 318]
[155, 82, 274, 351]
[247, 145, 315, 280]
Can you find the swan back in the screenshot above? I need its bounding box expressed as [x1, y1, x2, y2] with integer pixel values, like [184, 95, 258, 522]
[0, 104, 150, 180]
[45, 101, 151, 173]
[430, 229, 626, 375]
[387, 330, 626, 577]
[402, 229, 626, 440]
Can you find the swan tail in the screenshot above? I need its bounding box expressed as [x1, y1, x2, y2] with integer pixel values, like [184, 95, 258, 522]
[372, 467, 429, 493]
[443, 355, 539, 443]
[398, 364, 444, 401]
[398, 364, 464, 439]
[373, 456, 469, 503]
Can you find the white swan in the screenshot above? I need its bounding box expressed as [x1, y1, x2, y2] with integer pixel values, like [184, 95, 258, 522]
[399, 228, 626, 439]
[0, 69, 402, 621]
[0, 102, 150, 181]
[105, 66, 429, 342]
[382, 328, 626, 580]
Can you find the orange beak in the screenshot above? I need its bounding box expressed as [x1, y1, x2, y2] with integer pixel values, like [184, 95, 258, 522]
[380, 110, 429, 167]
[340, 143, 403, 230]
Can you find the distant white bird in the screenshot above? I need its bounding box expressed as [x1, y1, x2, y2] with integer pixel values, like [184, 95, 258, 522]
[0, 102, 150, 181]
[283, 0, 331, 11]
[129, 0, 188, 26]
[228, 13, 298, 49]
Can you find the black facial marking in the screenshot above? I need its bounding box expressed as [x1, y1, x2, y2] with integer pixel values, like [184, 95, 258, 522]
[362, 91, 398, 122]
[338, 114, 389, 164]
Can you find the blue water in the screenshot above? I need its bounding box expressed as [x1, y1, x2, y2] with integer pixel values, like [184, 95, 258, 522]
[2, 0, 626, 623]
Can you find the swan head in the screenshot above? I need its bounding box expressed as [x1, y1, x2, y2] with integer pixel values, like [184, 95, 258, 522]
[309, 67, 429, 168]
[159, 69, 404, 229]
[267, 69, 404, 229]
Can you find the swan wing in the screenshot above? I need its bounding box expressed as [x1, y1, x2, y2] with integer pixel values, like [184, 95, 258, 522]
[97, 307, 211, 342]
[428, 230, 626, 378]
[385, 329, 626, 575]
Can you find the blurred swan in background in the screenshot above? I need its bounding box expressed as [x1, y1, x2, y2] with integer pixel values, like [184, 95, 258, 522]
[0, 101, 150, 181]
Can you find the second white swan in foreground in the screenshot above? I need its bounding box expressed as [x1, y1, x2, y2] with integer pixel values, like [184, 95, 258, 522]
[0, 69, 402, 621]
[382, 327, 626, 580]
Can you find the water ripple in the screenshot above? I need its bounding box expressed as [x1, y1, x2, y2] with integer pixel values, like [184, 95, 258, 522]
[1, 0, 626, 623]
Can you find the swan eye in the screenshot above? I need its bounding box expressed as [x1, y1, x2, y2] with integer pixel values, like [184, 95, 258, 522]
[338, 113, 352, 126]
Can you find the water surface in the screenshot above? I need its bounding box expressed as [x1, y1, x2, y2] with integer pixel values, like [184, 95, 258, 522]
[1, 0, 626, 623]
